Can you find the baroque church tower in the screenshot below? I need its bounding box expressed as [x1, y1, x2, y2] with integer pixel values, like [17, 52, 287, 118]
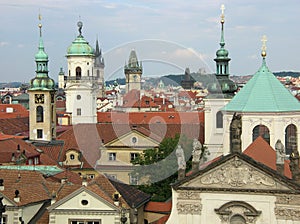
[64, 21, 98, 124]
[28, 15, 56, 142]
[124, 49, 142, 93]
[204, 5, 237, 159]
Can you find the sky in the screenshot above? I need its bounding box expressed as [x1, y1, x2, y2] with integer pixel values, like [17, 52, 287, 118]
[0, 0, 300, 83]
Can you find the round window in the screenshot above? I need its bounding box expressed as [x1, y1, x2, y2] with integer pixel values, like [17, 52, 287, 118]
[77, 95, 81, 100]
[132, 137, 137, 144]
[70, 154, 75, 160]
[81, 199, 88, 206]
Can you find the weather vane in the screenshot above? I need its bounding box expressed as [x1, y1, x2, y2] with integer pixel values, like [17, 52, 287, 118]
[261, 35, 267, 58]
[220, 4, 225, 23]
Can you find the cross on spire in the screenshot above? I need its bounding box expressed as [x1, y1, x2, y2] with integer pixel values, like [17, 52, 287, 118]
[261, 35, 267, 58]
[221, 4, 225, 15]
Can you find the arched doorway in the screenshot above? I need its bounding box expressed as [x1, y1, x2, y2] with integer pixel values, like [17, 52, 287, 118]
[285, 124, 297, 155]
[252, 125, 270, 144]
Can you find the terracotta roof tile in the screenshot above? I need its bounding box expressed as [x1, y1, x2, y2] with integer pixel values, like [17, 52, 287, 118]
[243, 136, 292, 178]
[145, 201, 172, 213]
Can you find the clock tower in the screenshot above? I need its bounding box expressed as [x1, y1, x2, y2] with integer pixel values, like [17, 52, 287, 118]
[124, 49, 142, 93]
[28, 15, 56, 142]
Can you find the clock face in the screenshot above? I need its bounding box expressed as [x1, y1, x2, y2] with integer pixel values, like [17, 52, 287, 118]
[35, 94, 44, 104]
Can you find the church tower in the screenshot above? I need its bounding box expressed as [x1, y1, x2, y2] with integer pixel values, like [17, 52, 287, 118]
[222, 36, 300, 156]
[204, 5, 237, 159]
[124, 49, 142, 93]
[64, 21, 97, 124]
[94, 39, 105, 97]
[28, 15, 56, 142]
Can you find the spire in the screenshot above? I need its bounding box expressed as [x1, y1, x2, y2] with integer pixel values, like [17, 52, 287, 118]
[220, 4, 225, 48]
[94, 38, 104, 68]
[214, 4, 230, 75]
[29, 14, 55, 90]
[95, 38, 100, 57]
[209, 4, 237, 97]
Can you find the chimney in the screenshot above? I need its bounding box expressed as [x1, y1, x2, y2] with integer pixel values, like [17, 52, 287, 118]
[51, 190, 57, 205]
[0, 179, 4, 191]
[11, 153, 15, 162]
[61, 178, 67, 184]
[82, 175, 87, 187]
[14, 189, 20, 203]
[113, 192, 120, 206]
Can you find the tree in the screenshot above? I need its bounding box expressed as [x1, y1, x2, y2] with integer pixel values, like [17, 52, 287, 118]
[131, 134, 202, 202]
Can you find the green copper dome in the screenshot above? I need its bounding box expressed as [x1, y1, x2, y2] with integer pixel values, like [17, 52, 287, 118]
[66, 35, 94, 56]
[29, 22, 55, 91]
[222, 58, 300, 112]
[216, 48, 229, 58]
[30, 77, 55, 90]
[35, 38, 48, 61]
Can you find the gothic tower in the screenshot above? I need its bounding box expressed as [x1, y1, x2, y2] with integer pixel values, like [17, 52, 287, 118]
[28, 16, 56, 142]
[64, 21, 97, 124]
[124, 49, 142, 93]
[94, 39, 105, 97]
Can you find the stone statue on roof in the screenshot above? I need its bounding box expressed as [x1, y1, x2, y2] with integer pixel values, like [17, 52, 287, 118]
[289, 145, 300, 182]
[230, 113, 242, 153]
[176, 144, 186, 180]
[192, 138, 202, 163]
[275, 139, 285, 165]
[176, 145, 186, 170]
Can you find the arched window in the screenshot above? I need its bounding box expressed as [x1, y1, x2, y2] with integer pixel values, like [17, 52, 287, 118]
[230, 215, 246, 224]
[252, 125, 270, 144]
[285, 124, 297, 155]
[36, 106, 44, 122]
[216, 111, 223, 128]
[76, 67, 81, 80]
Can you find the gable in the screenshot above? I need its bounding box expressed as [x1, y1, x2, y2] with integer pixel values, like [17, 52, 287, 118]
[105, 130, 159, 148]
[49, 188, 117, 212]
[178, 155, 296, 192]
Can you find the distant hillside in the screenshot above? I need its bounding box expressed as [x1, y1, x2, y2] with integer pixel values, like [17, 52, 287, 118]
[274, 71, 300, 77]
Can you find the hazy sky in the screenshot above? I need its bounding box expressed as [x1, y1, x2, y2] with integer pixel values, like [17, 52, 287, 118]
[0, 0, 299, 83]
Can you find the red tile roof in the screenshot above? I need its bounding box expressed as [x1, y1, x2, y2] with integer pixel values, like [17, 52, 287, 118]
[97, 111, 204, 124]
[0, 137, 40, 164]
[243, 136, 292, 178]
[0, 117, 29, 135]
[145, 201, 172, 213]
[0, 104, 29, 119]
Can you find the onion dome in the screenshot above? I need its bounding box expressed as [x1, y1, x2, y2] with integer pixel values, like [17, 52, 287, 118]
[207, 4, 237, 98]
[29, 16, 55, 91]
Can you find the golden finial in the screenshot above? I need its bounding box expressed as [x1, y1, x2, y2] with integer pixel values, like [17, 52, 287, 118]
[261, 35, 267, 58]
[220, 4, 225, 23]
[38, 12, 42, 37]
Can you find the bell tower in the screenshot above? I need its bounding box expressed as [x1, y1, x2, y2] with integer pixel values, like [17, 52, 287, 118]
[28, 14, 56, 142]
[65, 20, 97, 124]
[124, 49, 143, 93]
